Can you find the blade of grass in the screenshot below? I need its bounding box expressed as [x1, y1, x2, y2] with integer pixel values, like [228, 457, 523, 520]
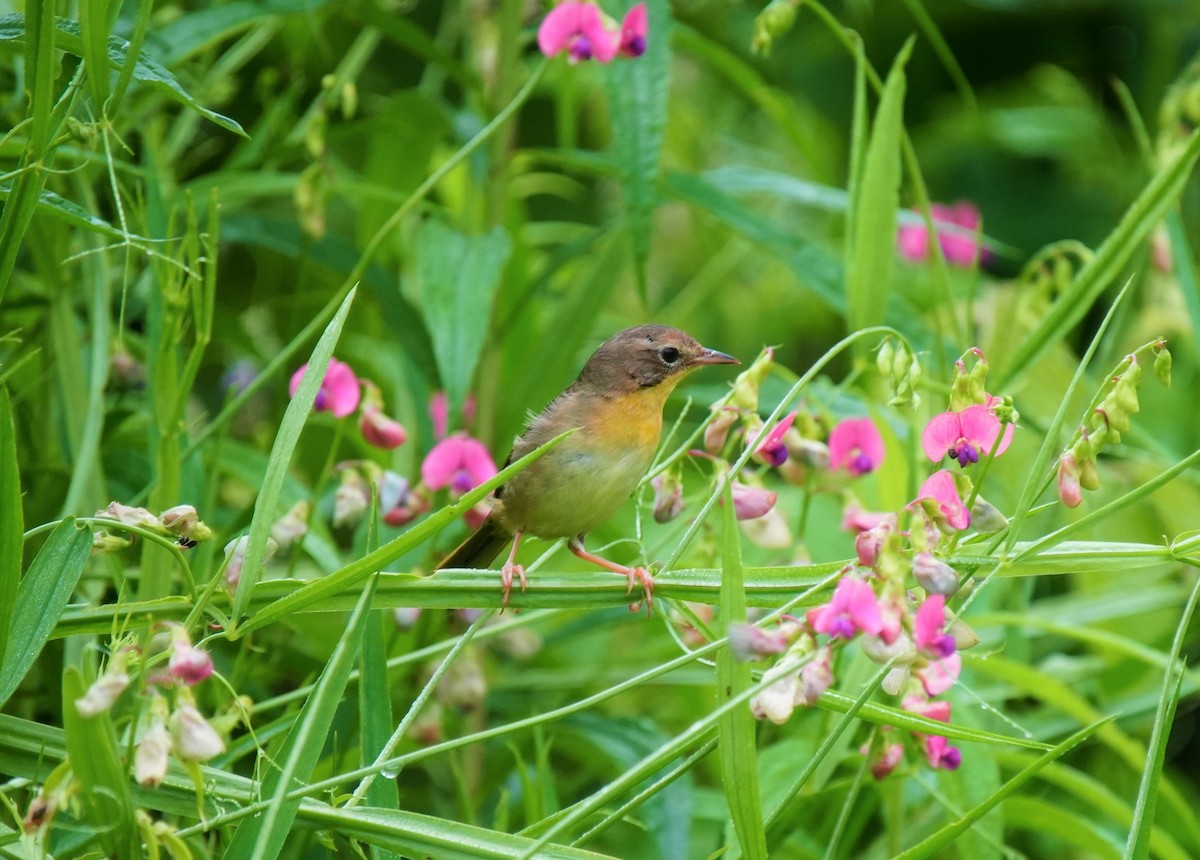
[77, 0, 111, 111]
[894, 719, 1111, 859]
[1124, 567, 1200, 860]
[0, 518, 92, 709]
[221, 575, 379, 858]
[0, 387, 21, 670]
[716, 482, 768, 859]
[228, 285, 357, 624]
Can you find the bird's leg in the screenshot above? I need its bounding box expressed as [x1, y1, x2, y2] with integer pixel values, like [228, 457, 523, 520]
[567, 537, 654, 615]
[499, 530, 526, 610]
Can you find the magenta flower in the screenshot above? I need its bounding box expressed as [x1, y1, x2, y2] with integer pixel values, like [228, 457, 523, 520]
[360, 408, 407, 449]
[168, 642, 214, 686]
[1057, 452, 1082, 508]
[806, 577, 884, 640]
[537, 2, 621, 63]
[922, 404, 1013, 468]
[289, 358, 361, 417]
[914, 594, 957, 659]
[897, 201, 986, 268]
[923, 735, 963, 770]
[422, 433, 498, 495]
[754, 410, 797, 467]
[916, 470, 971, 531]
[618, 3, 648, 57]
[829, 418, 885, 476]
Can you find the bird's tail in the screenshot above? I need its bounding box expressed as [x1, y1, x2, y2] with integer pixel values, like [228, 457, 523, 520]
[437, 515, 510, 571]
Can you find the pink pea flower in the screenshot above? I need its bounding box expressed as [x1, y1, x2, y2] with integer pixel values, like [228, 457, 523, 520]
[829, 418, 885, 476]
[422, 433, 498, 496]
[430, 392, 477, 440]
[289, 358, 361, 417]
[729, 481, 777, 520]
[903, 694, 951, 724]
[618, 3, 648, 57]
[914, 594, 957, 659]
[916, 651, 961, 696]
[923, 735, 963, 770]
[651, 471, 684, 523]
[1057, 452, 1082, 508]
[807, 577, 884, 640]
[169, 642, 214, 686]
[360, 408, 407, 449]
[796, 646, 835, 705]
[912, 552, 959, 596]
[898, 201, 986, 268]
[916, 470, 971, 531]
[728, 623, 789, 662]
[753, 410, 797, 467]
[537, 2, 621, 63]
[922, 404, 1013, 468]
[867, 742, 905, 780]
[855, 520, 893, 568]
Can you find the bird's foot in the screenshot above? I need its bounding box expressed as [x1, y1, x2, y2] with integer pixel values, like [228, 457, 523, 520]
[500, 562, 527, 610]
[623, 566, 654, 616]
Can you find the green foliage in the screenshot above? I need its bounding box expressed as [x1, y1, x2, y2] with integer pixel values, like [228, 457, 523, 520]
[2, 0, 1200, 857]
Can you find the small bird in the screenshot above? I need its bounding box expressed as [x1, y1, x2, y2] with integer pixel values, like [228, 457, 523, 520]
[438, 325, 739, 609]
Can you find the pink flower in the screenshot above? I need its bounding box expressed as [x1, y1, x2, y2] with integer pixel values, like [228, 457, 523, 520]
[422, 433, 498, 495]
[360, 407, 407, 449]
[829, 418, 885, 476]
[704, 406, 739, 454]
[169, 642, 214, 685]
[869, 742, 905, 780]
[914, 594, 957, 659]
[916, 471, 971, 531]
[903, 695, 951, 724]
[916, 651, 961, 696]
[855, 520, 893, 568]
[754, 410, 797, 467]
[537, 2, 621, 63]
[430, 392, 477, 440]
[841, 505, 896, 534]
[922, 404, 1013, 468]
[729, 481, 777, 520]
[289, 358, 360, 417]
[651, 472, 684, 523]
[923, 735, 962, 770]
[898, 201, 986, 268]
[796, 646, 834, 705]
[728, 623, 789, 661]
[807, 577, 884, 640]
[618, 3, 648, 57]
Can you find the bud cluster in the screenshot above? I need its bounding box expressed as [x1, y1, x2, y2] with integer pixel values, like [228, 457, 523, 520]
[92, 502, 214, 552]
[875, 337, 922, 409]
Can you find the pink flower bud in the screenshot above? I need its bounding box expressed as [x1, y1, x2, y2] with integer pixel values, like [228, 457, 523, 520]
[270, 500, 310, 550]
[728, 623, 789, 661]
[912, 552, 959, 596]
[75, 669, 130, 717]
[729, 482, 777, 520]
[169, 703, 225, 761]
[334, 469, 371, 527]
[795, 647, 834, 706]
[651, 471, 684, 523]
[96, 501, 159, 530]
[169, 642, 214, 686]
[704, 407, 739, 454]
[869, 742, 905, 780]
[855, 522, 891, 567]
[360, 407, 407, 449]
[135, 719, 171, 787]
[1057, 453, 1082, 508]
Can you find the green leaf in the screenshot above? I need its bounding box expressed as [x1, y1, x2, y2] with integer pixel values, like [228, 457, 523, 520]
[0, 388, 20, 671]
[716, 483, 768, 859]
[77, 0, 110, 111]
[0, 14, 247, 136]
[997, 128, 1200, 387]
[229, 286, 357, 623]
[845, 39, 911, 340]
[894, 719, 1110, 859]
[62, 668, 138, 857]
[0, 519, 91, 709]
[145, 0, 330, 66]
[417, 219, 511, 422]
[601, 0, 670, 304]
[1124, 571, 1200, 860]
[223, 577, 379, 858]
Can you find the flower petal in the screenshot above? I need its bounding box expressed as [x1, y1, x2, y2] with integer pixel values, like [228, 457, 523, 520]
[460, 435, 499, 487]
[422, 436, 465, 490]
[537, 2, 594, 57]
[957, 404, 1001, 451]
[322, 359, 362, 417]
[618, 2, 648, 57]
[921, 412, 962, 462]
[914, 593, 946, 652]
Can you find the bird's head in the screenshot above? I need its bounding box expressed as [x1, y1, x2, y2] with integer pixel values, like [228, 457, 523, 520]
[579, 325, 739, 393]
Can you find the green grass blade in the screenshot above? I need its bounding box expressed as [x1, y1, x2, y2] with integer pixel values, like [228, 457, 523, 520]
[62, 667, 138, 857]
[997, 129, 1200, 388]
[228, 286, 357, 623]
[894, 719, 1111, 859]
[0, 519, 91, 709]
[417, 220, 511, 422]
[77, 0, 111, 111]
[716, 483, 768, 859]
[1123, 569, 1200, 860]
[222, 576, 379, 858]
[846, 38, 911, 344]
[601, 0, 670, 304]
[0, 387, 21, 671]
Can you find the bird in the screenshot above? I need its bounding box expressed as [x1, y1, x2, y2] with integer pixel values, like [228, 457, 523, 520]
[437, 324, 739, 610]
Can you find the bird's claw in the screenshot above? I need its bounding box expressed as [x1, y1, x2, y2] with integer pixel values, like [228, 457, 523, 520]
[625, 566, 654, 616]
[500, 562, 527, 610]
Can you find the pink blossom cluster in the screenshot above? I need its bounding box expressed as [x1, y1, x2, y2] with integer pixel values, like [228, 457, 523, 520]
[538, 2, 647, 64]
[737, 348, 1018, 777]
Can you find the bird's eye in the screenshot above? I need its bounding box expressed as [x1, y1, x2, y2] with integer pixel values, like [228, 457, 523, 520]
[660, 346, 682, 365]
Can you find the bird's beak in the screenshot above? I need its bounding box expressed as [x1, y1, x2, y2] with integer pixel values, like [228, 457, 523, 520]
[693, 347, 740, 366]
